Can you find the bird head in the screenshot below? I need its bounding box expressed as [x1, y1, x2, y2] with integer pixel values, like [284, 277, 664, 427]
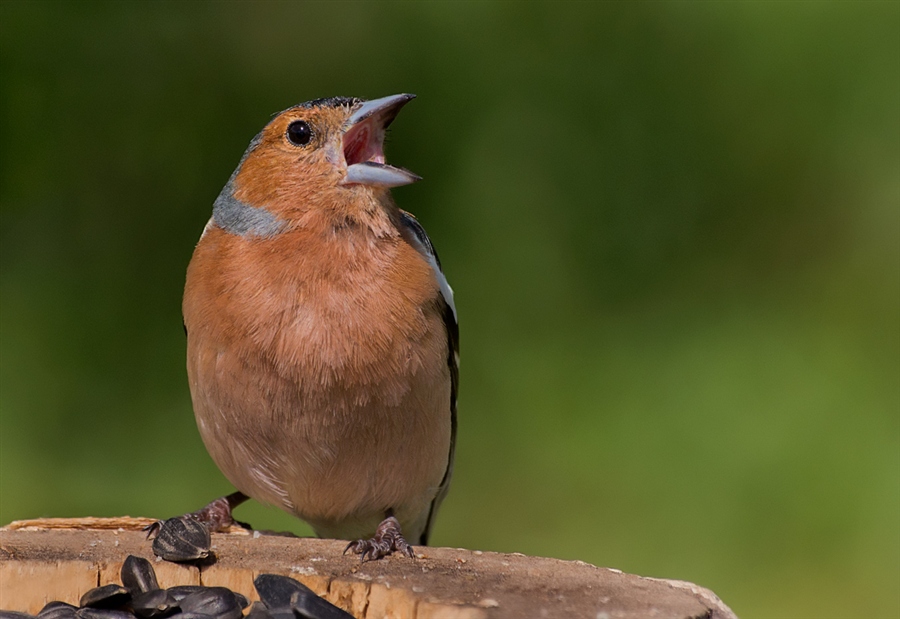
[214, 94, 419, 234]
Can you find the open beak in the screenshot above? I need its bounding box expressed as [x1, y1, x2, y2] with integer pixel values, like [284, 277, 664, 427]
[341, 93, 421, 188]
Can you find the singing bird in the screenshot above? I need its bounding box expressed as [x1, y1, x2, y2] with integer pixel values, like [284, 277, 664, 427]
[179, 94, 458, 560]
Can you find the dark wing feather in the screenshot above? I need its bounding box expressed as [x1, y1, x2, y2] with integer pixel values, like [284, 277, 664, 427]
[421, 297, 458, 545]
[397, 211, 458, 545]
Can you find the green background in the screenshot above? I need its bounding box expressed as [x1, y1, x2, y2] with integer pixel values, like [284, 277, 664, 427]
[1, 2, 897, 618]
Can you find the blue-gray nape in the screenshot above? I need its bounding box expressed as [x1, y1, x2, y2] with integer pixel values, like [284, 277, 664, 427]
[212, 180, 286, 238]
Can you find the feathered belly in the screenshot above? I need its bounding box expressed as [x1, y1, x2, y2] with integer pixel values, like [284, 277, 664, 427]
[183, 223, 453, 540]
[186, 304, 452, 540]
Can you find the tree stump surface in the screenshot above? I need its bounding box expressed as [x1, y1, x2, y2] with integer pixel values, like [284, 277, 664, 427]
[0, 518, 736, 619]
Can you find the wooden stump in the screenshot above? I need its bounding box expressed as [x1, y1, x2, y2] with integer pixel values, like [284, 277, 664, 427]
[0, 518, 736, 619]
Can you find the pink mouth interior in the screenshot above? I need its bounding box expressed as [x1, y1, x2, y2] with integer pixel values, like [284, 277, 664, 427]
[343, 120, 385, 166]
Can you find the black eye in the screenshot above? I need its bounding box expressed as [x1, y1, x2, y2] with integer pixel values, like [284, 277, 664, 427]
[286, 120, 312, 146]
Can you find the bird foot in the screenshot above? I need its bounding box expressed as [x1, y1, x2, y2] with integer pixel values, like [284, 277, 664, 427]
[344, 516, 415, 561]
[145, 491, 250, 538]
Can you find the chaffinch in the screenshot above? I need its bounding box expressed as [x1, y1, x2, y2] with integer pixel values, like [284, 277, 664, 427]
[178, 94, 458, 560]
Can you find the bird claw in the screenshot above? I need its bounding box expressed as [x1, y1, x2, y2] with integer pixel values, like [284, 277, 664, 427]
[144, 491, 250, 539]
[344, 516, 416, 562]
[143, 520, 162, 540]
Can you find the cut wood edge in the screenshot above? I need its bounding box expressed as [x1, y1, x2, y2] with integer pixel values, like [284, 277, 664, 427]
[2, 516, 250, 535]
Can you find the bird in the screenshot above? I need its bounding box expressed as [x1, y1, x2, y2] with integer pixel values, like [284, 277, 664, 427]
[174, 94, 458, 560]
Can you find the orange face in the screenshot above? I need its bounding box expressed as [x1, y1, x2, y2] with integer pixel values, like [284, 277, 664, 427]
[226, 95, 419, 222]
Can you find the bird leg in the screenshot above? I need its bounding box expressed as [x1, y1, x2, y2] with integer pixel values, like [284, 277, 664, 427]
[344, 514, 415, 561]
[145, 491, 250, 538]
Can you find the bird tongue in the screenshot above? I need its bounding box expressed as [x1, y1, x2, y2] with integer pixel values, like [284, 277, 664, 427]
[341, 94, 421, 188]
[343, 122, 385, 166]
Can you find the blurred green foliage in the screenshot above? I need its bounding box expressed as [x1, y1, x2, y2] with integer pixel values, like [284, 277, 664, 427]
[1, 2, 897, 618]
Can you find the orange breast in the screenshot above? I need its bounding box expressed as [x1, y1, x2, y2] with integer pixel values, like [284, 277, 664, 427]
[183, 222, 451, 540]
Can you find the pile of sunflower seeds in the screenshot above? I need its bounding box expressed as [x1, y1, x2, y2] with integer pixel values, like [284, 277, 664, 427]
[0, 518, 354, 619]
